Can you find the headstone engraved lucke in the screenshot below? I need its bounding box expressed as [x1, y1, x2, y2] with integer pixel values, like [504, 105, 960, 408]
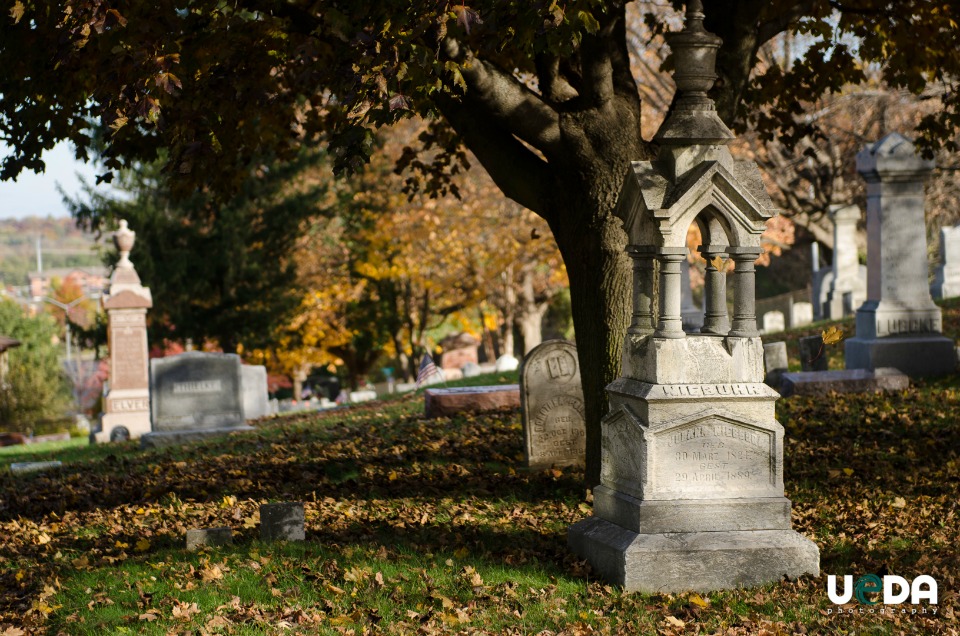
[520, 340, 586, 469]
[844, 134, 956, 377]
[95, 220, 154, 443]
[567, 1, 818, 592]
[931, 225, 960, 299]
[143, 352, 253, 447]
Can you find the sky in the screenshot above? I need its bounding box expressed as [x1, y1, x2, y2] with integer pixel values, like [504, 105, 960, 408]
[0, 141, 115, 220]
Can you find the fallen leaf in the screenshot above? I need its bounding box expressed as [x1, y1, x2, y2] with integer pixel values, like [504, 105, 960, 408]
[665, 615, 685, 627]
[822, 325, 844, 345]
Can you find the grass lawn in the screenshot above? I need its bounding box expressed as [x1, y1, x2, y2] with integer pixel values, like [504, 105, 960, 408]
[1, 326, 958, 634]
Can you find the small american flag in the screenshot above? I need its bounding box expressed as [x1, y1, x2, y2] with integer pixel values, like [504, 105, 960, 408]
[415, 352, 441, 388]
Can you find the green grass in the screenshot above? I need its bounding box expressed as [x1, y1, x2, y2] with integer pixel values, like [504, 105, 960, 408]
[1, 324, 958, 634]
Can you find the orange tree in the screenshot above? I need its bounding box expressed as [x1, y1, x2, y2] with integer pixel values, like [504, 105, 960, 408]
[3, 0, 958, 484]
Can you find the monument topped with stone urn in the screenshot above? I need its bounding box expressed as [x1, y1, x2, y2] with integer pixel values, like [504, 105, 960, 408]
[568, 1, 819, 593]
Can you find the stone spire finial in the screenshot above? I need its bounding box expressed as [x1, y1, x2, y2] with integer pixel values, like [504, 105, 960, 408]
[113, 219, 136, 268]
[653, 1, 734, 148]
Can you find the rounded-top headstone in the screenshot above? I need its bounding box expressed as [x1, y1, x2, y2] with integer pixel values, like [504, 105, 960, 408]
[520, 340, 585, 469]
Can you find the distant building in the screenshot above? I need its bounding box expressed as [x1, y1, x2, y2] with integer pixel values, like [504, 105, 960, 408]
[28, 266, 108, 299]
[0, 335, 21, 386]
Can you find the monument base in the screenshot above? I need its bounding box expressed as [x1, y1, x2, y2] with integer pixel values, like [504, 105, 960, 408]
[568, 517, 819, 593]
[94, 411, 152, 444]
[844, 334, 956, 377]
[140, 426, 255, 449]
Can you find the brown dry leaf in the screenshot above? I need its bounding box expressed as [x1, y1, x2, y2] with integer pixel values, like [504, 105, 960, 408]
[710, 255, 725, 271]
[822, 325, 844, 345]
[139, 609, 160, 622]
[201, 564, 224, 582]
[171, 601, 200, 621]
[665, 615, 685, 627]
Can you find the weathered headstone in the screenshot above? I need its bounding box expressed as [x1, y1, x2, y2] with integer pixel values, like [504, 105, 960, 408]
[520, 340, 585, 469]
[822, 205, 867, 320]
[260, 502, 305, 542]
[241, 365, 270, 420]
[799, 335, 828, 372]
[424, 385, 520, 418]
[568, 3, 818, 592]
[761, 310, 785, 334]
[680, 258, 704, 332]
[144, 352, 253, 447]
[349, 389, 377, 403]
[931, 225, 960, 299]
[791, 302, 813, 327]
[10, 461, 62, 476]
[763, 342, 788, 388]
[186, 527, 233, 550]
[96, 220, 153, 443]
[845, 134, 956, 377]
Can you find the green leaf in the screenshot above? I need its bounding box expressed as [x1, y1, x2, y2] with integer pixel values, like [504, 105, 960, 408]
[578, 10, 600, 35]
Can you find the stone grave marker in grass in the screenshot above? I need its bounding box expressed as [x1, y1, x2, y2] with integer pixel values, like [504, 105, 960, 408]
[520, 340, 585, 470]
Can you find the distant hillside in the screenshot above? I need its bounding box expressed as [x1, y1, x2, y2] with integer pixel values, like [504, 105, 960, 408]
[0, 217, 104, 288]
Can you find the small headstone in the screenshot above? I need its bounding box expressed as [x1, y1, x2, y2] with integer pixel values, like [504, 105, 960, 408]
[186, 527, 233, 550]
[260, 502, 305, 542]
[931, 225, 960, 299]
[799, 335, 828, 372]
[520, 340, 586, 469]
[241, 365, 270, 420]
[791, 302, 813, 327]
[461, 362, 482, 377]
[9, 461, 62, 475]
[762, 342, 788, 388]
[424, 385, 520, 418]
[494, 354, 519, 372]
[762, 311, 785, 334]
[780, 368, 909, 397]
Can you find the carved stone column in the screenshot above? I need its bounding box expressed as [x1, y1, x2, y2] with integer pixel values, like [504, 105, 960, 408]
[727, 247, 762, 338]
[698, 245, 729, 335]
[627, 246, 656, 335]
[654, 248, 688, 338]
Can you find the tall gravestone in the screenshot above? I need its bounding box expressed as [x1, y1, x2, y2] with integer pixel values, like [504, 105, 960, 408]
[241, 365, 270, 420]
[568, 1, 819, 592]
[821, 205, 867, 320]
[95, 220, 153, 443]
[845, 134, 956, 377]
[520, 340, 586, 469]
[931, 225, 960, 299]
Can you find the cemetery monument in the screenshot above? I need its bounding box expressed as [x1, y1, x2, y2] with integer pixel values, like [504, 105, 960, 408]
[844, 134, 956, 377]
[820, 204, 867, 320]
[95, 220, 153, 443]
[568, 1, 819, 592]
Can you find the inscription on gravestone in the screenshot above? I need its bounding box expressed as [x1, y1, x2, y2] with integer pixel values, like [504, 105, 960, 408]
[521, 340, 585, 469]
[150, 352, 245, 431]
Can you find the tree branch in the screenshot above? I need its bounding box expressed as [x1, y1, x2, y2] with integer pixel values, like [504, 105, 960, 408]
[443, 38, 562, 159]
[757, 1, 818, 45]
[534, 53, 580, 105]
[434, 93, 553, 222]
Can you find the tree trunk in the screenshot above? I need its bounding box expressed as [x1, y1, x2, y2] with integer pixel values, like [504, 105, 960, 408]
[517, 265, 549, 353]
[553, 210, 632, 487]
[500, 265, 516, 357]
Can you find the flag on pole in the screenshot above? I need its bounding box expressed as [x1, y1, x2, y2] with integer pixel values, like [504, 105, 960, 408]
[415, 352, 441, 388]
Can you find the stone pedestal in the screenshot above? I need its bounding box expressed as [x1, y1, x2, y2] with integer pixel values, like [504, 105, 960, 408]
[845, 134, 956, 377]
[95, 221, 153, 443]
[569, 337, 819, 592]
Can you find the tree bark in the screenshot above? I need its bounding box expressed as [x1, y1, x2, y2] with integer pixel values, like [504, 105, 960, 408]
[517, 264, 549, 354]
